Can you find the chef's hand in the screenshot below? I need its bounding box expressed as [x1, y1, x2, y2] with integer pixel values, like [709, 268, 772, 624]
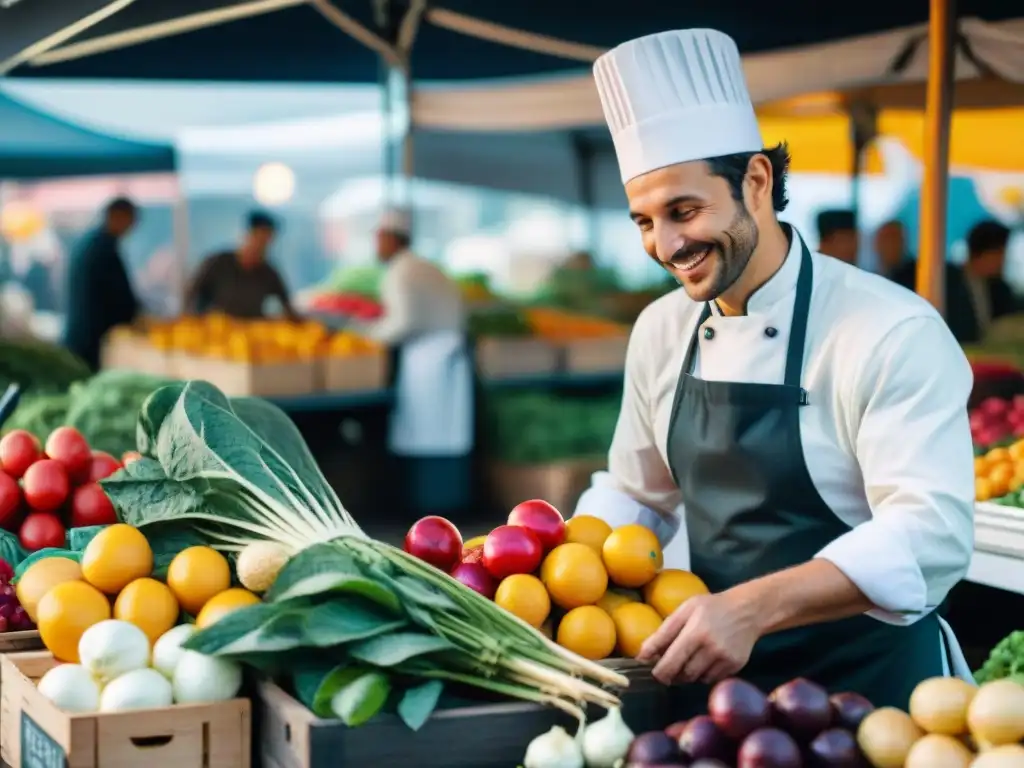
[637, 589, 764, 685]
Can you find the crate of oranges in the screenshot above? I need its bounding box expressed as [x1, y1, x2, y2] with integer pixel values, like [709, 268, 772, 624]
[321, 332, 388, 392]
[974, 441, 1024, 503]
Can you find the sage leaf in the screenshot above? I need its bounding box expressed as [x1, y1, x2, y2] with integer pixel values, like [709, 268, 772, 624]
[331, 671, 391, 726]
[301, 600, 406, 647]
[347, 633, 456, 667]
[266, 543, 401, 612]
[397, 679, 444, 731]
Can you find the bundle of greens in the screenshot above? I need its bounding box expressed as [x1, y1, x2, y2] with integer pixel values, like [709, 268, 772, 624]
[101, 381, 627, 728]
[975, 630, 1024, 685]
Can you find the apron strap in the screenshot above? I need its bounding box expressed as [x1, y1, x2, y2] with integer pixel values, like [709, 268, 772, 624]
[783, 231, 815, 389]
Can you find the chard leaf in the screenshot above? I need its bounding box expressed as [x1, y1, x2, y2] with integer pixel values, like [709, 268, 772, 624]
[391, 575, 461, 613]
[266, 543, 401, 612]
[331, 671, 391, 726]
[294, 663, 365, 717]
[137, 381, 231, 456]
[397, 680, 444, 731]
[301, 600, 406, 647]
[347, 633, 456, 667]
[184, 601, 292, 654]
[101, 457, 208, 527]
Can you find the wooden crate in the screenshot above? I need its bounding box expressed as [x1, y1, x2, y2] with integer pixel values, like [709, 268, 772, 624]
[488, 457, 606, 514]
[322, 353, 388, 392]
[561, 336, 629, 374]
[100, 334, 171, 377]
[475, 337, 560, 380]
[0, 652, 251, 768]
[171, 353, 318, 397]
[0, 633, 42, 655]
[255, 661, 668, 768]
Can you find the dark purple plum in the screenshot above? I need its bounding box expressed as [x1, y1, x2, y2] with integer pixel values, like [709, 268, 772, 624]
[737, 728, 803, 768]
[808, 728, 864, 767]
[626, 731, 682, 764]
[708, 678, 772, 741]
[828, 693, 875, 732]
[677, 715, 733, 762]
[769, 678, 832, 741]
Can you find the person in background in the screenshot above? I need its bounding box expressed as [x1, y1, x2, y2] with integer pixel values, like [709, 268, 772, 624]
[62, 197, 140, 370]
[359, 209, 473, 514]
[183, 211, 298, 320]
[961, 220, 1018, 341]
[816, 210, 859, 265]
[875, 220, 914, 287]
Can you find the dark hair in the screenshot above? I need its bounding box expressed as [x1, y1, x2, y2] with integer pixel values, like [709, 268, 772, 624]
[105, 197, 136, 216]
[816, 209, 856, 241]
[967, 220, 1010, 258]
[705, 142, 791, 213]
[247, 210, 277, 231]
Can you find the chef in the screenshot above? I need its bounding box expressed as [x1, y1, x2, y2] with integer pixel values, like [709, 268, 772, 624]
[575, 28, 975, 707]
[359, 209, 473, 512]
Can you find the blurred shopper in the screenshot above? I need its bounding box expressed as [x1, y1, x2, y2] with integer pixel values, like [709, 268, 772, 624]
[184, 211, 298, 320]
[875, 220, 914, 286]
[359, 209, 472, 513]
[960, 219, 1018, 340]
[62, 197, 140, 370]
[816, 209, 859, 265]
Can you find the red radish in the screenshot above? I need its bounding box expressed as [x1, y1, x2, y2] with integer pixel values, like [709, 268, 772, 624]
[44, 427, 92, 484]
[88, 451, 123, 482]
[482, 525, 543, 580]
[0, 430, 41, 479]
[404, 516, 463, 571]
[507, 499, 566, 551]
[122, 451, 143, 465]
[0, 472, 20, 528]
[22, 459, 70, 512]
[450, 561, 497, 599]
[70, 483, 118, 528]
[18, 513, 65, 551]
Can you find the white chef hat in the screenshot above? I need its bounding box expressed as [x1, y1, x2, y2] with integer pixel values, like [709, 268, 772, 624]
[378, 207, 411, 235]
[593, 29, 762, 184]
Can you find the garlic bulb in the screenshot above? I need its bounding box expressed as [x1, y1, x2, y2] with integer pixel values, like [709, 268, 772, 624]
[582, 707, 634, 768]
[524, 725, 585, 768]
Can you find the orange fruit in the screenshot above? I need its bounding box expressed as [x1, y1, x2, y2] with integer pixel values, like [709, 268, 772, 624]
[602, 524, 663, 588]
[37, 580, 111, 662]
[540, 543, 608, 610]
[612, 602, 663, 658]
[494, 574, 551, 628]
[643, 569, 709, 618]
[16, 557, 83, 623]
[195, 588, 261, 629]
[976, 477, 993, 501]
[989, 463, 1015, 485]
[596, 588, 639, 615]
[564, 515, 613, 554]
[1010, 441, 1024, 461]
[990, 477, 1011, 499]
[988, 447, 1012, 464]
[557, 606, 616, 660]
[166, 546, 232, 616]
[113, 578, 180, 644]
[974, 456, 989, 475]
[81, 524, 153, 594]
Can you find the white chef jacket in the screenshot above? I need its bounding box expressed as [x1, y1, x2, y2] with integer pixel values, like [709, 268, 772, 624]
[362, 250, 465, 344]
[577, 229, 975, 629]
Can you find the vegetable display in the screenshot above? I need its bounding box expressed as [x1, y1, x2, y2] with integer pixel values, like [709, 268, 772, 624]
[975, 630, 1024, 685]
[96, 380, 628, 728]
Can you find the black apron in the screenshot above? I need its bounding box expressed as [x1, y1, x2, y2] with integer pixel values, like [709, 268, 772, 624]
[666, 232, 944, 710]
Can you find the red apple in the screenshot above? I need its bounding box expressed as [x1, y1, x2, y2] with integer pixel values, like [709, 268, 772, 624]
[482, 525, 543, 580]
[507, 499, 566, 552]
[403, 516, 463, 571]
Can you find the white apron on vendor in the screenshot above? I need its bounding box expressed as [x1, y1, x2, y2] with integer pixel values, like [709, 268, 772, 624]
[574, 28, 975, 706]
[363, 210, 473, 514]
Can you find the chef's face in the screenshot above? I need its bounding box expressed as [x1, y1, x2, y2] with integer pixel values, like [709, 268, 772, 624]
[626, 160, 761, 304]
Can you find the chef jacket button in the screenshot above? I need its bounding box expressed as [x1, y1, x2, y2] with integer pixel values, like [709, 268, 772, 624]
[703, 326, 715, 340]
[764, 326, 778, 338]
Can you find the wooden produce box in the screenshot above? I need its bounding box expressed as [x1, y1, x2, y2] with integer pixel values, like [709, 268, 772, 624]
[256, 661, 668, 768]
[561, 336, 629, 374]
[322, 353, 388, 392]
[0, 633, 42, 655]
[475, 337, 560, 381]
[99, 333, 171, 377]
[488, 456, 606, 514]
[171, 353, 318, 398]
[0, 652, 251, 768]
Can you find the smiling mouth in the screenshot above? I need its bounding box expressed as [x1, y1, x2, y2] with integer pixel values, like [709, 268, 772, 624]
[675, 247, 711, 273]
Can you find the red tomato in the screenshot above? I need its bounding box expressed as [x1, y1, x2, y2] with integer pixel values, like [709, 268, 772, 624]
[44, 427, 92, 484]
[19, 513, 66, 552]
[121, 451, 143, 465]
[0, 472, 21, 529]
[403, 516, 463, 571]
[70, 483, 118, 528]
[482, 525, 543, 580]
[0, 430, 41, 479]
[22, 459, 70, 512]
[450, 562, 497, 599]
[88, 451, 123, 482]
[507, 499, 566, 552]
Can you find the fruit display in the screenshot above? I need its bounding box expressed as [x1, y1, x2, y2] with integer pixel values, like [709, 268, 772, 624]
[975, 629, 1024, 685]
[971, 396, 1024, 453]
[0, 426, 123, 552]
[974, 438, 1024, 504]
[525, 308, 629, 341]
[307, 292, 384, 320]
[403, 501, 710, 662]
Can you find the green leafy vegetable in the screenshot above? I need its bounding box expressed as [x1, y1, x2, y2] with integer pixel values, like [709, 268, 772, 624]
[0, 530, 28, 569]
[347, 633, 455, 667]
[331, 671, 392, 726]
[975, 630, 1024, 684]
[397, 680, 444, 731]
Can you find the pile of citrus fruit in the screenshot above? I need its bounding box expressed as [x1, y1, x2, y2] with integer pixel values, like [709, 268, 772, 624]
[15, 523, 260, 663]
[403, 501, 709, 662]
[974, 440, 1024, 502]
